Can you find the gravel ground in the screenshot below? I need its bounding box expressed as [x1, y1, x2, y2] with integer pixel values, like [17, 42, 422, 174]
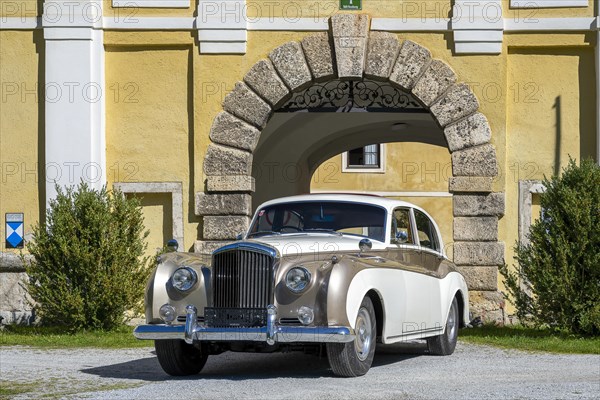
[1, 342, 599, 400]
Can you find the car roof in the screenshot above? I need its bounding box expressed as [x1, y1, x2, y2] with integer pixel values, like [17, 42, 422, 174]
[256, 193, 421, 212]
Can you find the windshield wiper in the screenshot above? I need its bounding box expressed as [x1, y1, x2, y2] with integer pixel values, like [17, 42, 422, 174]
[303, 229, 343, 236]
[247, 231, 282, 238]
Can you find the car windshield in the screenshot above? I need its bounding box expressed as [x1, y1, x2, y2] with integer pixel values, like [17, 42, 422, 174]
[248, 201, 386, 242]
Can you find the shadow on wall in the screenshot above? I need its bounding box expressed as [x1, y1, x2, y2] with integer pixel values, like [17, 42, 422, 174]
[553, 96, 562, 176]
[127, 193, 173, 256]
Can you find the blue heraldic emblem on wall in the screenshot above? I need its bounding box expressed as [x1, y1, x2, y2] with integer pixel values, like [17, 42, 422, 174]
[6, 214, 24, 249]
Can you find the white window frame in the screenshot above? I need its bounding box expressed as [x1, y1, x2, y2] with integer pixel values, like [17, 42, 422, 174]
[341, 144, 386, 173]
[113, 1, 190, 8]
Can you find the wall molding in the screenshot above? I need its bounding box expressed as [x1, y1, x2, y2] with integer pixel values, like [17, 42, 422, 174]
[510, 0, 589, 8]
[113, 0, 190, 7]
[113, 182, 184, 248]
[518, 180, 545, 246]
[196, 0, 247, 54]
[505, 17, 597, 31]
[2, 16, 598, 33]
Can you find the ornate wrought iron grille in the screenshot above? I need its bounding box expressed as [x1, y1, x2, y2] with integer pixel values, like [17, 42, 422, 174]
[278, 79, 426, 113]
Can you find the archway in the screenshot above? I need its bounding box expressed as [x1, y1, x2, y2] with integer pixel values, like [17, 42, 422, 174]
[195, 14, 505, 299]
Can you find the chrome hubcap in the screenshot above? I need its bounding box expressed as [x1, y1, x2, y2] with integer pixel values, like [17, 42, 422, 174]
[354, 307, 372, 361]
[447, 301, 458, 341]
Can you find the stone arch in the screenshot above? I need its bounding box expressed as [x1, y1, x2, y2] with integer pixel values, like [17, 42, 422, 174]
[195, 14, 505, 294]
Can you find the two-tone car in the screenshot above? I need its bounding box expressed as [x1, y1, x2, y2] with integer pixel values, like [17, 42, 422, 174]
[134, 194, 470, 377]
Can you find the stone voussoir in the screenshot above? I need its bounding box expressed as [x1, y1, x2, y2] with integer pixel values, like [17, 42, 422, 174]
[331, 14, 370, 79]
[195, 193, 252, 216]
[453, 217, 498, 241]
[453, 192, 505, 217]
[203, 216, 250, 240]
[301, 33, 335, 81]
[365, 31, 401, 80]
[223, 81, 272, 129]
[453, 241, 505, 266]
[209, 111, 261, 152]
[412, 59, 457, 107]
[452, 143, 498, 177]
[243, 59, 291, 108]
[444, 112, 492, 152]
[389, 40, 431, 90]
[456, 266, 498, 291]
[269, 42, 313, 92]
[430, 83, 479, 127]
[203, 144, 253, 176]
[206, 175, 255, 193]
[448, 176, 493, 193]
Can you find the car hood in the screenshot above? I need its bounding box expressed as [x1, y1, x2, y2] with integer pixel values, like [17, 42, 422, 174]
[245, 233, 386, 257]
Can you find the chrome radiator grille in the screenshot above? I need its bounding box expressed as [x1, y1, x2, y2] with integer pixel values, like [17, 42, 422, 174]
[212, 247, 275, 309]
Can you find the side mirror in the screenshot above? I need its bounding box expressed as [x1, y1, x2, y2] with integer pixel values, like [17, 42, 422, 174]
[395, 230, 408, 243]
[236, 233, 244, 240]
[166, 239, 179, 252]
[359, 238, 372, 253]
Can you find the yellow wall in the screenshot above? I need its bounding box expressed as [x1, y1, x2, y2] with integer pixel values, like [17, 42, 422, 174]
[0, 30, 42, 253]
[501, 34, 597, 283]
[0, 0, 42, 17]
[0, 3, 597, 291]
[105, 37, 200, 253]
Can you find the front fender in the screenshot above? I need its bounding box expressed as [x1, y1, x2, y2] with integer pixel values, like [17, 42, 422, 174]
[326, 255, 377, 329]
[438, 271, 470, 328]
[145, 252, 211, 323]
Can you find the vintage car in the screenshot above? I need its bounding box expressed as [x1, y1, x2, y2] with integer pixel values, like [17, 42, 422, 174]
[134, 194, 470, 377]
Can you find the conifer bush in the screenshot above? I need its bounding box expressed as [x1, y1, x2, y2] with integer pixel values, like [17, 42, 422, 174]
[500, 159, 600, 335]
[25, 183, 151, 331]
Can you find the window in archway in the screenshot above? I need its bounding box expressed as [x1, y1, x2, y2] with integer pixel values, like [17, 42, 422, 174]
[342, 144, 385, 173]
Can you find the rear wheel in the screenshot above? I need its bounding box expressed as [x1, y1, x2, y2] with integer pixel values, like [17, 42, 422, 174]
[427, 297, 459, 356]
[327, 296, 377, 377]
[154, 339, 208, 376]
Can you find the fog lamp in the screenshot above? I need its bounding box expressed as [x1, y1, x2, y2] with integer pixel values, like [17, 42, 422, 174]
[298, 306, 314, 325]
[159, 304, 176, 324]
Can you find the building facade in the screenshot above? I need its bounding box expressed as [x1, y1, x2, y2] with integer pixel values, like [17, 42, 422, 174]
[1, 0, 599, 323]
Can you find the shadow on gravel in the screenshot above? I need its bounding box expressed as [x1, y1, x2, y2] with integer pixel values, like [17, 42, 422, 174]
[81, 356, 170, 382]
[81, 342, 428, 381]
[373, 341, 428, 367]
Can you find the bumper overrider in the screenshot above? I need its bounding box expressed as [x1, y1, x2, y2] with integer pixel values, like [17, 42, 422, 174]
[134, 305, 355, 345]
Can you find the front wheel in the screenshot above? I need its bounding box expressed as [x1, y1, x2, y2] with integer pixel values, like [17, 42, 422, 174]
[327, 296, 377, 377]
[154, 339, 208, 376]
[427, 297, 459, 356]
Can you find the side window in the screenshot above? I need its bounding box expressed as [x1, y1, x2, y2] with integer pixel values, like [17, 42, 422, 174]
[414, 210, 440, 252]
[390, 208, 413, 244]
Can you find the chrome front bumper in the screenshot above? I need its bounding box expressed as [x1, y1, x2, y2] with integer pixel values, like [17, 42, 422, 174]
[134, 305, 355, 345]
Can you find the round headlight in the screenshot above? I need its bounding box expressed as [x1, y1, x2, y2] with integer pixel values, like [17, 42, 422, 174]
[172, 267, 197, 292]
[285, 267, 311, 293]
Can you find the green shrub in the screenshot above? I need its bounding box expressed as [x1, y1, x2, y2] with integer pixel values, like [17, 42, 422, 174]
[25, 183, 151, 331]
[500, 158, 600, 336]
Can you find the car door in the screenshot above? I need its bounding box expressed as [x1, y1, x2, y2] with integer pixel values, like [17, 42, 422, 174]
[383, 207, 438, 341]
[412, 208, 444, 330]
